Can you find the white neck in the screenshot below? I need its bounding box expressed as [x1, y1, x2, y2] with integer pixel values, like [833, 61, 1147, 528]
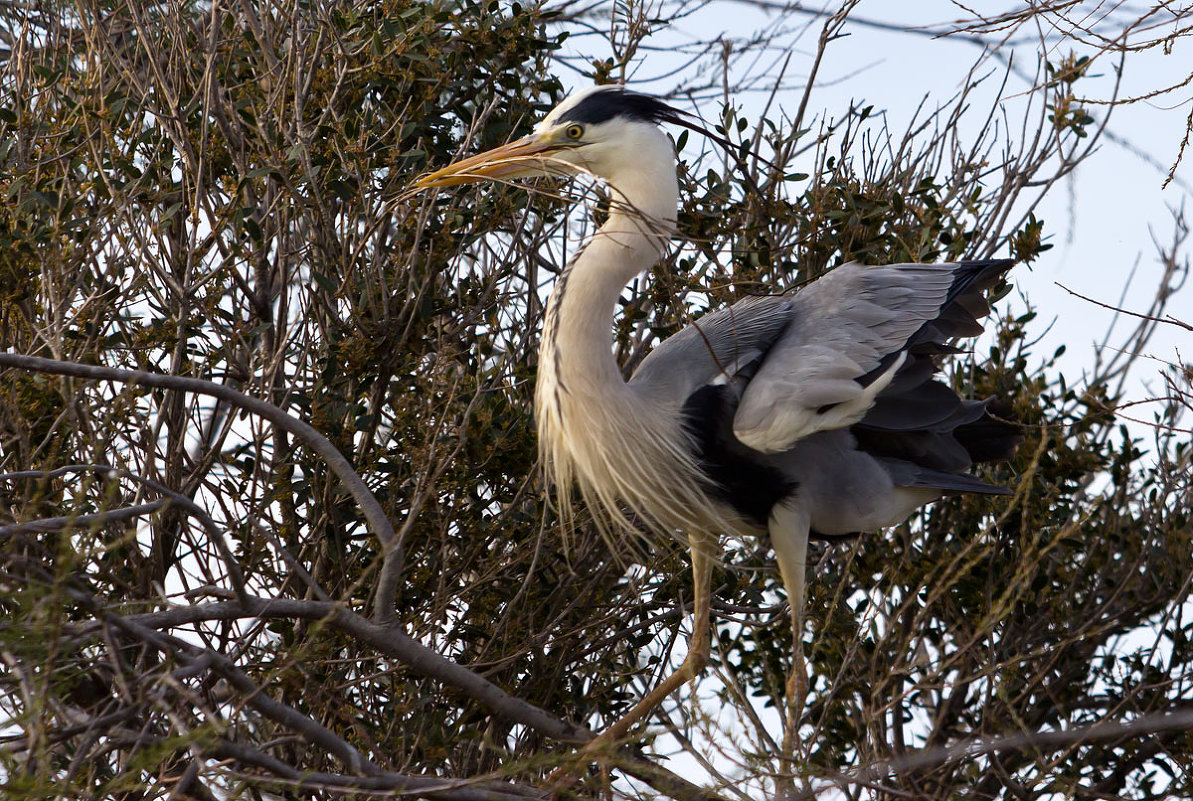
[540, 140, 679, 394]
[532, 123, 754, 542]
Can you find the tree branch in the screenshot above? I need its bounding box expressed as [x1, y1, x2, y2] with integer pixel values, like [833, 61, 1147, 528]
[805, 708, 1193, 798]
[70, 597, 730, 800]
[1057, 282, 1193, 332]
[72, 596, 594, 745]
[0, 499, 167, 536]
[0, 352, 401, 621]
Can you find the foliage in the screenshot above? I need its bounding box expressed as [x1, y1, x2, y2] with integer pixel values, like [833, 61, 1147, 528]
[0, 1, 1190, 800]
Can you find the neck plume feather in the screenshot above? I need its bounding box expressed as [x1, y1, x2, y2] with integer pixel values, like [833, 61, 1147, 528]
[534, 189, 756, 549]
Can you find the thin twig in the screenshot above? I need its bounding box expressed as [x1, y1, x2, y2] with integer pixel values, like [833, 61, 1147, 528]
[0, 499, 167, 537]
[1056, 282, 1193, 332]
[0, 352, 400, 620]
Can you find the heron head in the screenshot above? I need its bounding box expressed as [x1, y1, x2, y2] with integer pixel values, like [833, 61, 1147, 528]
[413, 86, 687, 189]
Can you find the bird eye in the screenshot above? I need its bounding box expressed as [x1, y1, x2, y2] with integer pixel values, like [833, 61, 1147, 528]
[565, 124, 584, 140]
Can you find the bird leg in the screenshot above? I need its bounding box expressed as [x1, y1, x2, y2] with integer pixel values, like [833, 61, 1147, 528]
[564, 534, 716, 761]
[769, 504, 810, 791]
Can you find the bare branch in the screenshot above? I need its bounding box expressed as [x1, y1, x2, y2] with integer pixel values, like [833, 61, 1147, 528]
[0, 352, 399, 618]
[1057, 282, 1193, 332]
[809, 707, 1193, 798]
[0, 499, 167, 536]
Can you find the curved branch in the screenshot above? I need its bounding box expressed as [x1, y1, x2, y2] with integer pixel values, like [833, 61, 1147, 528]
[0, 352, 402, 621]
[210, 737, 548, 801]
[76, 596, 595, 745]
[101, 609, 378, 776]
[48, 712, 546, 801]
[75, 597, 727, 800]
[805, 707, 1193, 798]
[0, 499, 166, 536]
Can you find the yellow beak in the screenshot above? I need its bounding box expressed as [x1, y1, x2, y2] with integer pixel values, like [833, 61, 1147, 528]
[413, 133, 566, 188]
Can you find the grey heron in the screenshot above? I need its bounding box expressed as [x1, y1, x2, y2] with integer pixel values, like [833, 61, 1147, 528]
[415, 85, 1020, 756]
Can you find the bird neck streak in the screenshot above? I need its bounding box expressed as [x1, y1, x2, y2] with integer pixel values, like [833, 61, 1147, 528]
[543, 143, 679, 394]
[544, 205, 672, 394]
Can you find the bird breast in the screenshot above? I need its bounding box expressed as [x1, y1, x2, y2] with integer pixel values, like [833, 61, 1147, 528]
[534, 327, 757, 546]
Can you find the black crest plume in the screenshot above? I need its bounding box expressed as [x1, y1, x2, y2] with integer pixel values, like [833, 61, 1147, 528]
[560, 86, 775, 196]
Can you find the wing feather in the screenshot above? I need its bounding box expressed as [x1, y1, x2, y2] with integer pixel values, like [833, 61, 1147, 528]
[733, 262, 978, 452]
[631, 259, 1015, 457]
[629, 293, 794, 400]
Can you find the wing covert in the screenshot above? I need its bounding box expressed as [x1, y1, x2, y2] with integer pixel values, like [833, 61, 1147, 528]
[732, 260, 1011, 453]
[628, 292, 795, 401]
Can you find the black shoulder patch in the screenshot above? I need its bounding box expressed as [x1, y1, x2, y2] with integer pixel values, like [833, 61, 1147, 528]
[561, 89, 686, 127]
[680, 384, 797, 527]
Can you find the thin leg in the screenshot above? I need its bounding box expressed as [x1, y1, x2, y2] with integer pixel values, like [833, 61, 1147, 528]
[769, 504, 810, 791]
[573, 534, 716, 755]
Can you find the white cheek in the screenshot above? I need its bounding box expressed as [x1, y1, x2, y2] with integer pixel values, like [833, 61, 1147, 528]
[575, 142, 610, 173]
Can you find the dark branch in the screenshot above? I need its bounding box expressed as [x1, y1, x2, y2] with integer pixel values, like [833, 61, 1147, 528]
[0, 352, 402, 621]
[0, 499, 167, 536]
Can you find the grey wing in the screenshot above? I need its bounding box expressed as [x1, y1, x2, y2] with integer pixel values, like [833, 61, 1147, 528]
[628, 259, 1019, 535]
[731, 260, 1012, 453]
[628, 292, 795, 402]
